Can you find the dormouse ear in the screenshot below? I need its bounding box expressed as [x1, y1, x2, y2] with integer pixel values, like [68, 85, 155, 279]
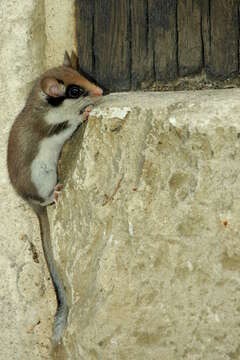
[41, 77, 65, 97]
[70, 51, 79, 70]
[63, 51, 72, 67]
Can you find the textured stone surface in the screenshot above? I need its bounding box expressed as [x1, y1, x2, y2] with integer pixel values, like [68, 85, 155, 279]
[0, 2, 53, 359]
[1, 1, 76, 359]
[2, 2, 240, 359]
[50, 90, 240, 360]
[44, 0, 76, 68]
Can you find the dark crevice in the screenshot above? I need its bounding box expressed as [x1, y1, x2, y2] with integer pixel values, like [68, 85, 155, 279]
[208, 0, 212, 48]
[146, 0, 149, 54]
[175, 0, 179, 76]
[75, 3, 81, 71]
[200, 12, 205, 68]
[153, 44, 156, 82]
[151, 1, 156, 81]
[129, 0, 133, 89]
[238, 3, 240, 73]
[92, 3, 96, 77]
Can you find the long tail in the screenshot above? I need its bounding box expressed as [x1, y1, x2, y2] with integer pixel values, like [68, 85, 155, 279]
[32, 204, 69, 344]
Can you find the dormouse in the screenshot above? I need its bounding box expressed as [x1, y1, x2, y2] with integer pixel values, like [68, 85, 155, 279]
[7, 51, 103, 343]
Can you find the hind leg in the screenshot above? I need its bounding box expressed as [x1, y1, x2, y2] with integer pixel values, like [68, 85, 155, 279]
[40, 184, 63, 206]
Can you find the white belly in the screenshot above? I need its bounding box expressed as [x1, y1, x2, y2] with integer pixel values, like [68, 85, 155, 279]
[31, 125, 77, 201]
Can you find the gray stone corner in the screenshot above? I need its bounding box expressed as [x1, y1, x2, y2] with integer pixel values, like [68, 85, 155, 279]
[49, 90, 240, 360]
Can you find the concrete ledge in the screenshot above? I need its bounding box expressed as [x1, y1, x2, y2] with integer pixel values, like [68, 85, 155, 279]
[50, 90, 240, 359]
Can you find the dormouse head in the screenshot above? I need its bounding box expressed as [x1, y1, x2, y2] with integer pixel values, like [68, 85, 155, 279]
[39, 51, 103, 114]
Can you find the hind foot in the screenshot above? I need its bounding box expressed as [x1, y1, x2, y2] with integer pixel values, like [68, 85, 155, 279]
[53, 183, 63, 203]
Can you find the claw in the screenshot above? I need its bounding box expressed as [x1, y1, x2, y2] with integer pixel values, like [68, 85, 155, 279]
[53, 191, 59, 203]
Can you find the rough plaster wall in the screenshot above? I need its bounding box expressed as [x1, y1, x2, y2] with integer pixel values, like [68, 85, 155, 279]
[44, 0, 76, 68]
[2, 1, 240, 360]
[50, 91, 240, 360]
[0, 1, 75, 359]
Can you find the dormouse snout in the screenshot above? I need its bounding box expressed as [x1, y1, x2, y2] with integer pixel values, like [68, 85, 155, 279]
[88, 87, 103, 97]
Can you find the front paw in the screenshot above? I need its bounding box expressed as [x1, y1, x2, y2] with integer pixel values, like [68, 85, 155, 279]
[82, 105, 93, 121]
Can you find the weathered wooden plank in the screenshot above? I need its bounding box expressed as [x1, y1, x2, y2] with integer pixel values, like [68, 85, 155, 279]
[239, 2, 240, 73]
[76, 0, 240, 90]
[94, 0, 130, 91]
[131, 0, 153, 89]
[148, 0, 178, 82]
[178, 0, 202, 76]
[76, 0, 94, 74]
[206, 0, 238, 78]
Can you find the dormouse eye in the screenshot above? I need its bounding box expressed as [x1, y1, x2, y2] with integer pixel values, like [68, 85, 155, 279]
[66, 85, 84, 98]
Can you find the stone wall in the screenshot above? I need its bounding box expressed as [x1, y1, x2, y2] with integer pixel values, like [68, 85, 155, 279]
[50, 90, 240, 360]
[0, 1, 75, 359]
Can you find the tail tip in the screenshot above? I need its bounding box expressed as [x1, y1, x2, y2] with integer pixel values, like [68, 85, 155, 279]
[52, 323, 65, 345]
[52, 306, 69, 344]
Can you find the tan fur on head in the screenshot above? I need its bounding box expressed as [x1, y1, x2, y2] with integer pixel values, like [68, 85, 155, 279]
[40, 51, 103, 98]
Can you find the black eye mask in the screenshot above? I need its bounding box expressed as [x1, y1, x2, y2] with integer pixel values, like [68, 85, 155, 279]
[47, 84, 86, 107]
[47, 96, 66, 107]
[66, 84, 85, 98]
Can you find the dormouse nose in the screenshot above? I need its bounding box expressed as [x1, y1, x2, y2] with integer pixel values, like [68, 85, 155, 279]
[89, 87, 103, 97]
